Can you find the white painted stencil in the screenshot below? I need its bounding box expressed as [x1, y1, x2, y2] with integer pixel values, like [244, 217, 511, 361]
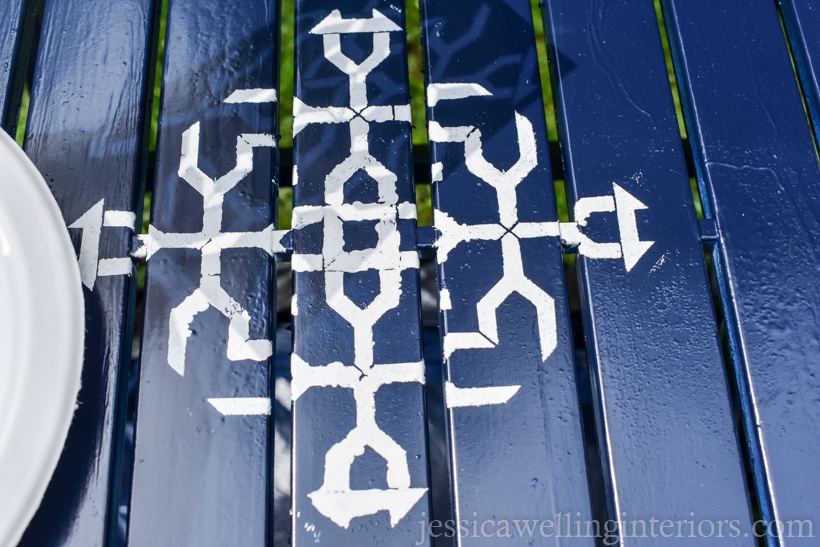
[131, 89, 285, 413]
[289, 10, 426, 529]
[428, 83, 656, 409]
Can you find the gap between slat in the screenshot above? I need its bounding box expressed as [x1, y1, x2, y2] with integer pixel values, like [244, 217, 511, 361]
[532, 0, 611, 538]
[775, 0, 820, 164]
[657, 2, 776, 545]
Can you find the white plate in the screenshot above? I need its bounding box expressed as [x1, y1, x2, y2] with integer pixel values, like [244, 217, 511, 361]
[0, 130, 84, 546]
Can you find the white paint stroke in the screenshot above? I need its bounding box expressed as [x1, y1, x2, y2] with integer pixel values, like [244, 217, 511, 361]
[103, 210, 136, 228]
[427, 83, 491, 107]
[439, 288, 452, 311]
[144, 120, 277, 374]
[559, 222, 621, 259]
[428, 121, 473, 143]
[463, 112, 537, 227]
[69, 199, 104, 290]
[309, 488, 427, 529]
[513, 221, 559, 239]
[207, 397, 271, 416]
[224, 88, 278, 104]
[445, 382, 521, 408]
[566, 195, 621, 259]
[475, 235, 557, 361]
[292, 98, 354, 135]
[97, 257, 132, 277]
[397, 202, 417, 220]
[310, 9, 401, 35]
[431, 162, 443, 183]
[291, 253, 323, 272]
[613, 183, 654, 272]
[443, 332, 494, 360]
[434, 210, 505, 263]
[323, 32, 391, 110]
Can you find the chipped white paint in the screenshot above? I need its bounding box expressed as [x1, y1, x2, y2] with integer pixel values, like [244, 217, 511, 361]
[650, 251, 669, 274]
[290, 10, 427, 529]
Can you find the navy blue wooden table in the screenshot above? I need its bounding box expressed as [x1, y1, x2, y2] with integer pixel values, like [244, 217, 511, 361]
[2, 0, 819, 545]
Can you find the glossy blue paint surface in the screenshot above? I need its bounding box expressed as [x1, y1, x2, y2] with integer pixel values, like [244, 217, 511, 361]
[779, 0, 820, 145]
[291, 0, 432, 543]
[422, 0, 595, 543]
[5, 1, 820, 543]
[128, 0, 279, 544]
[0, 0, 29, 132]
[664, 0, 820, 544]
[16, 0, 156, 545]
[542, 1, 754, 543]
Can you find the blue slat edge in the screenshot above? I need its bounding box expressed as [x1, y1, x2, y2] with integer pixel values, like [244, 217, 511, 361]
[663, 1, 820, 544]
[542, 0, 755, 543]
[779, 0, 820, 147]
[291, 0, 432, 543]
[127, 0, 280, 544]
[0, 0, 34, 134]
[422, 0, 596, 542]
[17, 0, 157, 544]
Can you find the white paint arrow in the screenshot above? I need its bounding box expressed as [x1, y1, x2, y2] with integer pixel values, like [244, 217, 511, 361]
[613, 183, 654, 272]
[69, 199, 104, 289]
[557, 184, 654, 271]
[69, 199, 136, 289]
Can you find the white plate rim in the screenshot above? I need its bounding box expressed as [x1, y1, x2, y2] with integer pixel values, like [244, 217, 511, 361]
[0, 130, 84, 546]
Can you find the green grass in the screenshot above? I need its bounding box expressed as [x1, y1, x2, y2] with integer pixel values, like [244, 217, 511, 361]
[14, 86, 28, 146]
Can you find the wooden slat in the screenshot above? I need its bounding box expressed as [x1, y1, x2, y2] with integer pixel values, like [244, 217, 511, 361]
[127, 0, 279, 544]
[0, 0, 34, 133]
[16, 0, 156, 544]
[779, 0, 820, 144]
[422, 0, 595, 541]
[290, 1, 432, 543]
[664, 0, 820, 543]
[542, 0, 755, 541]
